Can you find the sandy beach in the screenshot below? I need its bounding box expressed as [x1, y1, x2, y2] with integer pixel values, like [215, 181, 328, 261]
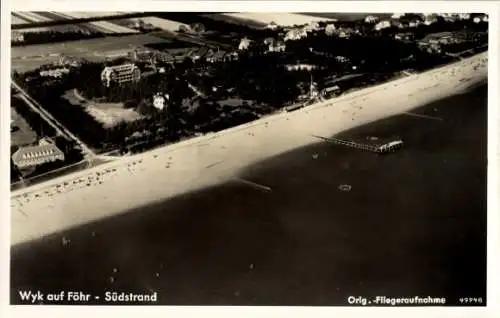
[10, 52, 488, 246]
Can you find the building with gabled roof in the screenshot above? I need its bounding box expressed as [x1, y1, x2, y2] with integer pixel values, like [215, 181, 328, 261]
[189, 46, 212, 61]
[58, 54, 86, 68]
[12, 138, 65, 169]
[101, 63, 141, 87]
[12, 31, 25, 43]
[206, 50, 227, 63]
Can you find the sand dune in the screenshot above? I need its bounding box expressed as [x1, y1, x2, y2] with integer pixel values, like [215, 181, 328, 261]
[10, 53, 488, 246]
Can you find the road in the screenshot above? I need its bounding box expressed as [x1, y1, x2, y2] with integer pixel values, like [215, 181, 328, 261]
[12, 80, 96, 158]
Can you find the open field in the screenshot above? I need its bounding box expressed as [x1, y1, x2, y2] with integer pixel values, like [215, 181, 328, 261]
[63, 90, 142, 128]
[11, 14, 30, 25]
[14, 12, 52, 23]
[42, 11, 136, 19]
[10, 105, 39, 148]
[208, 13, 336, 28]
[11, 34, 170, 72]
[44, 12, 139, 34]
[85, 104, 143, 128]
[10, 52, 487, 246]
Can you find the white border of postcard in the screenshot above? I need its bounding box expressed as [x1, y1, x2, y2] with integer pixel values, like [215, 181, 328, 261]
[1, 1, 499, 318]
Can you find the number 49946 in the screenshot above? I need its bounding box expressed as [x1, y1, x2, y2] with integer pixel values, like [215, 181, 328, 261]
[459, 297, 484, 304]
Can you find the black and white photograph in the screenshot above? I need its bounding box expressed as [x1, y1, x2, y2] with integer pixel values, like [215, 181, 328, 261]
[2, 1, 498, 314]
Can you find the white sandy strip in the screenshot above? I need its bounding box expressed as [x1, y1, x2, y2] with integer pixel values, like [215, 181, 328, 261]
[15, 12, 53, 23]
[220, 13, 336, 27]
[10, 53, 487, 246]
[49, 11, 138, 34]
[13, 27, 52, 33]
[11, 14, 30, 25]
[128, 16, 189, 32]
[69, 12, 136, 18]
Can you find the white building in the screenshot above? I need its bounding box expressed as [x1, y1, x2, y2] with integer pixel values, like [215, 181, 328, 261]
[238, 37, 252, 51]
[39, 68, 70, 78]
[11, 31, 25, 43]
[266, 21, 278, 30]
[101, 63, 141, 87]
[153, 93, 169, 110]
[458, 13, 471, 20]
[391, 13, 404, 19]
[12, 138, 65, 169]
[474, 14, 488, 23]
[269, 41, 286, 53]
[284, 28, 308, 41]
[285, 64, 317, 71]
[335, 56, 349, 63]
[365, 15, 379, 23]
[303, 21, 320, 33]
[424, 16, 438, 25]
[374, 20, 391, 31]
[325, 24, 336, 36]
[409, 20, 421, 28]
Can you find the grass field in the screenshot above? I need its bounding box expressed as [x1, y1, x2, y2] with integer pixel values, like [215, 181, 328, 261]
[64, 89, 142, 128]
[10, 106, 38, 148]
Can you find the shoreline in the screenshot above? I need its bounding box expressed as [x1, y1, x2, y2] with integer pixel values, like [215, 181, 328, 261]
[10, 52, 488, 246]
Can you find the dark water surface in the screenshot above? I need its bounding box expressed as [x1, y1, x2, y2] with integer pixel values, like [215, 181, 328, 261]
[11, 85, 487, 306]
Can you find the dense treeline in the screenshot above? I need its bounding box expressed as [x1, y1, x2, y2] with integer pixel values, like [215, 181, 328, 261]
[11, 96, 57, 138]
[11, 158, 20, 183]
[155, 12, 279, 39]
[12, 30, 106, 46]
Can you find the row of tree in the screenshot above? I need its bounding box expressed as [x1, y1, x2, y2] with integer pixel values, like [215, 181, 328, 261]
[12, 30, 106, 46]
[11, 95, 57, 138]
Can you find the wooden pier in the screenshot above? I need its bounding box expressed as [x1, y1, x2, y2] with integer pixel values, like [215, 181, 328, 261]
[311, 135, 403, 154]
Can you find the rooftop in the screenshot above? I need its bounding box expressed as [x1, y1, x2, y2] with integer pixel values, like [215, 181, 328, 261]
[12, 139, 65, 166]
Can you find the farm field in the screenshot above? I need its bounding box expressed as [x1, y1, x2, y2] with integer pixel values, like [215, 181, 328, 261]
[39, 11, 135, 19]
[34, 12, 139, 34]
[11, 14, 30, 25]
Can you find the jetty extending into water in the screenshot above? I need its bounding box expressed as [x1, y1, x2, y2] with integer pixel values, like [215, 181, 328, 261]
[311, 135, 404, 154]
